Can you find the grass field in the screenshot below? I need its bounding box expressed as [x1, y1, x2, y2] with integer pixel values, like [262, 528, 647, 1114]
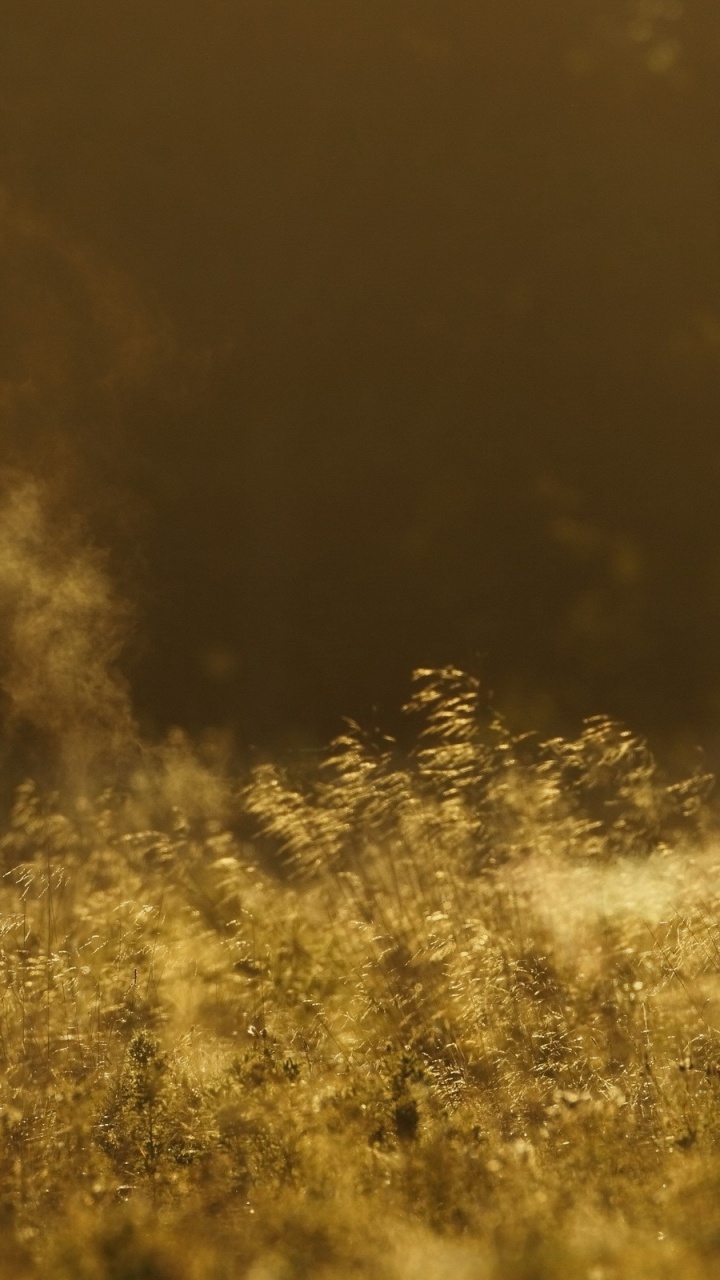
[1, 667, 720, 1279]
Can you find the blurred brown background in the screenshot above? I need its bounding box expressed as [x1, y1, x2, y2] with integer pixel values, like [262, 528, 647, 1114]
[1, 0, 720, 755]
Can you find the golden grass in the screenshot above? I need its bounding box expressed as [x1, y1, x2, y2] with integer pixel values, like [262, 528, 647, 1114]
[1, 668, 719, 1279]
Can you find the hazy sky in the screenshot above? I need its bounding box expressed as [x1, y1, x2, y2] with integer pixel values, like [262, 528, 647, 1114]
[2, 1, 720, 753]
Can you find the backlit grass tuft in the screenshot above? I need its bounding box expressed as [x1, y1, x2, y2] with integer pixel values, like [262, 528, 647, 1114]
[0, 669, 719, 1278]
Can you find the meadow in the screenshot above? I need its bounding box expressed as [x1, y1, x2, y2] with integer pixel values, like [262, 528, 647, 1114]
[1, 666, 720, 1279]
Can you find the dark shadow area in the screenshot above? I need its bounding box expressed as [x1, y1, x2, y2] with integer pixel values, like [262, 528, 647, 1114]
[1, 0, 719, 760]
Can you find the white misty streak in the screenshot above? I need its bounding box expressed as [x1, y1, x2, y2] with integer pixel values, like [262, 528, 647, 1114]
[0, 476, 136, 786]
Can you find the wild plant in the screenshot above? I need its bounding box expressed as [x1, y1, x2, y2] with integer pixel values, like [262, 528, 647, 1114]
[0, 668, 717, 1277]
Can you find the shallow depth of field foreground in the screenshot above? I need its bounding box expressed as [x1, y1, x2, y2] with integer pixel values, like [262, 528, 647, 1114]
[3, 668, 720, 1279]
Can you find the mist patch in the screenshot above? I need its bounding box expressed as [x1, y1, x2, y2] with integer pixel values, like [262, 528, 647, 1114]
[0, 472, 137, 793]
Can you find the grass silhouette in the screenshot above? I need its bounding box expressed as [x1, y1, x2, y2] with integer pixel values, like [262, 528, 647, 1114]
[0, 667, 719, 1278]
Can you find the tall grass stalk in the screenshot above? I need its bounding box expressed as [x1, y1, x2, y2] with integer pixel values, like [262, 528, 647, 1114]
[0, 669, 717, 1278]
